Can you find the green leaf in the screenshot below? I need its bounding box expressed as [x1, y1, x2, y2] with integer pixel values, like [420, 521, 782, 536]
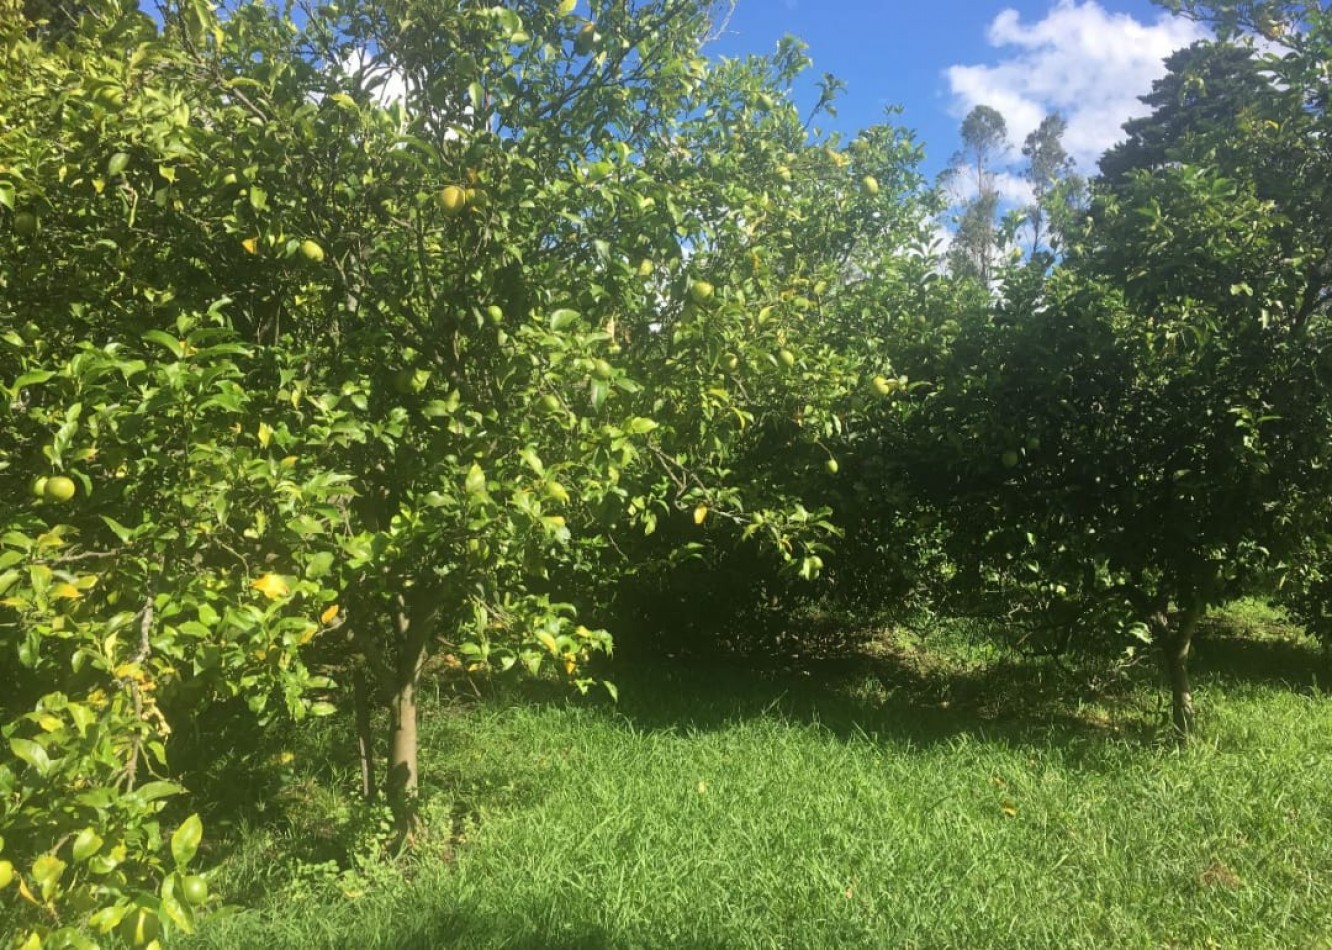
[67, 703, 95, 737]
[305, 551, 335, 579]
[32, 854, 66, 901]
[142, 330, 184, 357]
[71, 827, 103, 863]
[465, 463, 487, 495]
[171, 814, 203, 869]
[88, 905, 129, 933]
[161, 887, 196, 934]
[549, 308, 580, 331]
[134, 780, 184, 803]
[99, 515, 134, 543]
[590, 378, 609, 411]
[10, 737, 52, 775]
[13, 369, 56, 389]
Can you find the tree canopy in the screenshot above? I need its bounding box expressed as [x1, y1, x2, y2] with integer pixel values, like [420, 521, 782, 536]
[4, 0, 1332, 945]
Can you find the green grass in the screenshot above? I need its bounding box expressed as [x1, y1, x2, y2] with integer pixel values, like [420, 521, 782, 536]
[182, 603, 1332, 949]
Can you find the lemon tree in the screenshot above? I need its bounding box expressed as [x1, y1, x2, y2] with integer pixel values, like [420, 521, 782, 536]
[1, 2, 943, 943]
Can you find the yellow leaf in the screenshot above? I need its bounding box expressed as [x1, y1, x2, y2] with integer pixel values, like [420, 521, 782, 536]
[280, 455, 298, 468]
[693, 505, 708, 525]
[297, 624, 318, 646]
[536, 630, 559, 654]
[1000, 801, 1017, 818]
[563, 656, 576, 675]
[320, 604, 339, 625]
[257, 421, 273, 448]
[35, 530, 66, 549]
[17, 877, 39, 905]
[696, 780, 707, 794]
[251, 573, 290, 600]
[52, 583, 82, 600]
[242, 236, 259, 254]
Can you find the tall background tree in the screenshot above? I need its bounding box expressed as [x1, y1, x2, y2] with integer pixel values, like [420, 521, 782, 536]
[1021, 112, 1084, 258]
[943, 105, 1009, 285]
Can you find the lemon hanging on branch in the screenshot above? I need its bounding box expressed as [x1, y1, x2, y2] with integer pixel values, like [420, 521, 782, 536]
[44, 476, 76, 503]
[688, 280, 714, 305]
[439, 185, 468, 215]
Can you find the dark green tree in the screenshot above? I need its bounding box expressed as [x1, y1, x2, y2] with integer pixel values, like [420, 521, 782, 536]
[1099, 41, 1281, 185]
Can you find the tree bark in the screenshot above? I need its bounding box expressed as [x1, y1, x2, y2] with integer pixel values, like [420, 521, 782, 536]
[352, 662, 375, 802]
[386, 591, 432, 844]
[1154, 604, 1203, 740]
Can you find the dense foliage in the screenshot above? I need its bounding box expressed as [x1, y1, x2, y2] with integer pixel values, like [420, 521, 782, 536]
[2, 0, 1330, 945]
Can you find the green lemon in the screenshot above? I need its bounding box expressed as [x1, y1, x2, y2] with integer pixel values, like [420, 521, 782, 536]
[439, 185, 467, 215]
[44, 476, 76, 502]
[688, 280, 715, 305]
[181, 875, 209, 906]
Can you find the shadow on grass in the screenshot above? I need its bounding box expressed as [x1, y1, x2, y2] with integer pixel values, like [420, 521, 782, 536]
[199, 902, 723, 950]
[533, 604, 1330, 762]
[327, 914, 623, 950]
[597, 646, 1157, 757]
[353, 913, 721, 950]
[1194, 613, 1328, 693]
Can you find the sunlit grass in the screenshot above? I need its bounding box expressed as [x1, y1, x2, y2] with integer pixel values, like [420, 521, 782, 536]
[183, 603, 1332, 949]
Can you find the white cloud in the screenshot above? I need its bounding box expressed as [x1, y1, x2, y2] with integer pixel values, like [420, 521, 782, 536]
[945, 0, 1208, 170]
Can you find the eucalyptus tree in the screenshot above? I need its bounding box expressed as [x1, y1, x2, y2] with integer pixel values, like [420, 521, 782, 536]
[1021, 113, 1083, 257]
[943, 105, 1009, 285]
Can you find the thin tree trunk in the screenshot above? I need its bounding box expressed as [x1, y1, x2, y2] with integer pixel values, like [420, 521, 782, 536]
[1154, 604, 1203, 740]
[352, 662, 375, 802]
[387, 591, 432, 844]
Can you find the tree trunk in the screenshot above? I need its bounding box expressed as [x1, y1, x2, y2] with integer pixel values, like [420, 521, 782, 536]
[1154, 604, 1203, 740]
[352, 662, 375, 802]
[386, 591, 432, 844]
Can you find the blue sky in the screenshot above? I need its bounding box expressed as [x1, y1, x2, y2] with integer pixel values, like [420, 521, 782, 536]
[704, 0, 1208, 185]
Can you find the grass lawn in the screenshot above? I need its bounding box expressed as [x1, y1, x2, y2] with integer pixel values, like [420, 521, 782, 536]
[183, 603, 1332, 949]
